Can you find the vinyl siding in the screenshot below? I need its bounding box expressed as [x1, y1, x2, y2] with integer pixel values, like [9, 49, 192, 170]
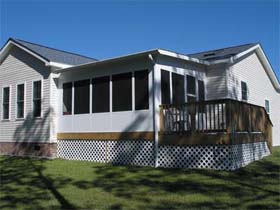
[228, 52, 280, 146]
[0, 46, 52, 143]
[205, 64, 228, 100]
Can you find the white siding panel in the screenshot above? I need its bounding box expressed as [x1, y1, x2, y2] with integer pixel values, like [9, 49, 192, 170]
[0, 46, 51, 143]
[228, 52, 280, 146]
[205, 64, 228, 100]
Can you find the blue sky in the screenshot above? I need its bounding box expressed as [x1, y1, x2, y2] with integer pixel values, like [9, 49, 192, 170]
[0, 0, 279, 79]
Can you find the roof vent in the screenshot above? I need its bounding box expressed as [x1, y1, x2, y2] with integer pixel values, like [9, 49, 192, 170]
[203, 53, 216, 57]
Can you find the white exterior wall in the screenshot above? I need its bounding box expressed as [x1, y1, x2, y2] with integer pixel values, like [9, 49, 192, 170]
[227, 52, 280, 146]
[205, 63, 228, 100]
[0, 46, 52, 143]
[57, 57, 154, 133]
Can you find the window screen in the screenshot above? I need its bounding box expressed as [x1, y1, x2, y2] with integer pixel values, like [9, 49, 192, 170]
[198, 80, 205, 101]
[172, 73, 185, 104]
[112, 73, 132, 112]
[241, 81, 248, 101]
[161, 70, 170, 104]
[92, 76, 110, 113]
[187, 75, 196, 95]
[2, 87, 10, 120]
[135, 70, 149, 110]
[74, 79, 90, 114]
[33, 81, 41, 117]
[17, 84, 25, 118]
[187, 75, 196, 102]
[63, 82, 72, 115]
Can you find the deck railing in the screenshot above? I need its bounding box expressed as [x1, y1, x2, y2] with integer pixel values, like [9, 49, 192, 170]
[159, 99, 273, 150]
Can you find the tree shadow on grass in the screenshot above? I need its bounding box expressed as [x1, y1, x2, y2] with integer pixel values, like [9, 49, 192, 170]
[72, 152, 280, 210]
[1, 152, 279, 210]
[0, 156, 76, 210]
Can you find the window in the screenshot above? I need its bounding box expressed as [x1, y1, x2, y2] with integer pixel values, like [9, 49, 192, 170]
[74, 79, 90, 114]
[172, 73, 185, 104]
[17, 84, 25, 118]
[112, 73, 132, 112]
[187, 75, 196, 102]
[92, 76, 110, 113]
[63, 82, 72, 115]
[198, 80, 205, 101]
[161, 70, 170, 104]
[241, 81, 248, 101]
[33, 81, 41, 117]
[265, 100, 270, 114]
[135, 70, 149, 110]
[2, 87, 10, 120]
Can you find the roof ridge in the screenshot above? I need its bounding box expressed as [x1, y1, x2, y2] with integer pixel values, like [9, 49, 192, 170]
[188, 42, 258, 56]
[15, 38, 98, 61]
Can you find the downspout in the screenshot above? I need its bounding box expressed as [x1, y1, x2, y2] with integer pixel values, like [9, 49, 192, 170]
[148, 53, 159, 167]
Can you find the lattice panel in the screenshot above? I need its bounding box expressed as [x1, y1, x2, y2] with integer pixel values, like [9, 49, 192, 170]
[157, 145, 232, 170]
[57, 140, 154, 166]
[57, 139, 270, 171]
[57, 140, 107, 162]
[231, 141, 270, 170]
[107, 141, 154, 166]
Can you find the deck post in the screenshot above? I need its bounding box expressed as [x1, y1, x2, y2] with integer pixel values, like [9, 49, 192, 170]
[190, 103, 196, 133]
[150, 54, 160, 168]
[226, 100, 233, 144]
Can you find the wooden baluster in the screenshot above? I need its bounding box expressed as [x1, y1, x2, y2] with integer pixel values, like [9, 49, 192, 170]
[205, 104, 208, 132]
[160, 106, 164, 132]
[217, 103, 220, 131]
[221, 103, 224, 130]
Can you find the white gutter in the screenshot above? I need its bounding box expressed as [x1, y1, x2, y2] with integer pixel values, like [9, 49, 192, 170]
[157, 49, 209, 65]
[47, 62, 73, 69]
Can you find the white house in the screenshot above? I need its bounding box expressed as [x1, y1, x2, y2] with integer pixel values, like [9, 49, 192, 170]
[0, 38, 279, 170]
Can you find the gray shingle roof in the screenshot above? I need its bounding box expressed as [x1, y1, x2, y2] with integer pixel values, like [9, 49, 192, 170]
[188, 43, 258, 61]
[12, 38, 98, 65]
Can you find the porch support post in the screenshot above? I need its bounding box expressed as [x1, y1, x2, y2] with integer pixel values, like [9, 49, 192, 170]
[150, 54, 161, 167]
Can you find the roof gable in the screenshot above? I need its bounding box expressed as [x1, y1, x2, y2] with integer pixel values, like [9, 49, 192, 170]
[0, 38, 98, 66]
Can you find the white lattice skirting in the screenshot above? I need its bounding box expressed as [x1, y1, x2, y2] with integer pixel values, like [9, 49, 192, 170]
[57, 140, 155, 166]
[57, 140, 270, 170]
[158, 141, 270, 170]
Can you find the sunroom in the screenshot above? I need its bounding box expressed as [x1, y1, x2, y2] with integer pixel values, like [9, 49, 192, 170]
[54, 50, 272, 170]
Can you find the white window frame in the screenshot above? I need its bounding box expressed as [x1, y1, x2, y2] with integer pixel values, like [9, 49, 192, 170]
[241, 81, 248, 101]
[15, 82, 26, 120]
[32, 79, 43, 118]
[2, 85, 11, 121]
[265, 99, 270, 114]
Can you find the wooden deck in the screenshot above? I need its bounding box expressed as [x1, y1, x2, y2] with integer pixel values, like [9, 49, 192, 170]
[159, 99, 273, 151]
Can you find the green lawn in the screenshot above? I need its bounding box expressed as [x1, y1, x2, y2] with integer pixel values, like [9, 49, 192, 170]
[1, 147, 279, 210]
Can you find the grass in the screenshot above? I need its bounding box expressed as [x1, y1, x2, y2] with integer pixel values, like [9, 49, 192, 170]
[0, 147, 279, 210]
